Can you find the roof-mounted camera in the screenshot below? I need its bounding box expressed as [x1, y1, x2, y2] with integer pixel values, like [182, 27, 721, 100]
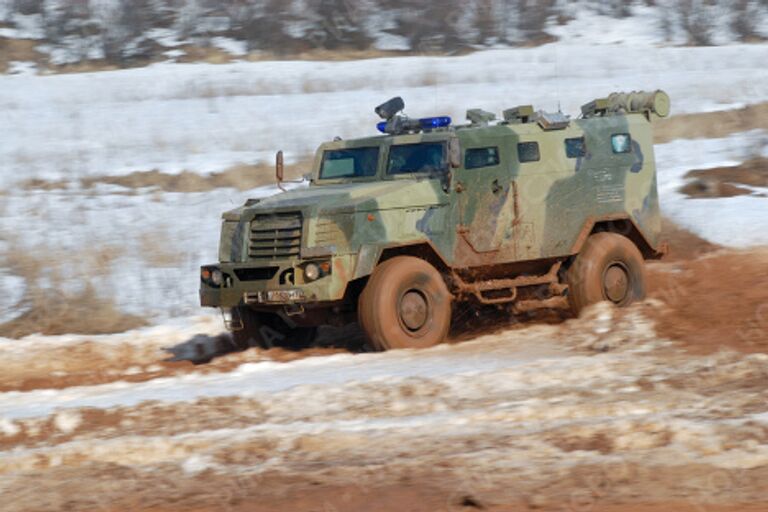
[374, 97, 452, 135]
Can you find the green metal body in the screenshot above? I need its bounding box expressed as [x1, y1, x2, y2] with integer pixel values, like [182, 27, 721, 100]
[200, 94, 665, 318]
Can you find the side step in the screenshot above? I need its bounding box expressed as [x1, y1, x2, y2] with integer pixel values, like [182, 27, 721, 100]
[450, 262, 569, 310]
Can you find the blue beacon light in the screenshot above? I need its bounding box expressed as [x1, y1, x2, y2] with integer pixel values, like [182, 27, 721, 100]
[419, 116, 452, 129]
[376, 116, 452, 133]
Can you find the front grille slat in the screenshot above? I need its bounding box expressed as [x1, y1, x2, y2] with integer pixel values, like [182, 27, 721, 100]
[251, 218, 301, 230]
[250, 229, 302, 239]
[248, 212, 302, 260]
[249, 239, 300, 246]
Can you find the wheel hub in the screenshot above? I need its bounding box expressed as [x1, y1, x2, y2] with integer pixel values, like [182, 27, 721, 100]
[399, 290, 429, 331]
[603, 263, 630, 303]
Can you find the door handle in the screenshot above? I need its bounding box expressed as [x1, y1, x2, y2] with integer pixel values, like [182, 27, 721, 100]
[491, 179, 503, 194]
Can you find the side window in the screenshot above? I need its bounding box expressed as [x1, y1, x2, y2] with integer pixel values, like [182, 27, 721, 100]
[565, 137, 586, 158]
[387, 142, 446, 175]
[517, 142, 540, 163]
[611, 133, 632, 154]
[465, 147, 500, 169]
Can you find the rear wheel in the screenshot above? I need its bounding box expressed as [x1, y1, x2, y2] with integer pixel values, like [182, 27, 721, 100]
[358, 256, 452, 350]
[230, 306, 317, 350]
[567, 232, 647, 315]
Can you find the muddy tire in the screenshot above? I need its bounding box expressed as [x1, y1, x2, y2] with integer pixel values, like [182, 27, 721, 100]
[567, 232, 647, 315]
[230, 306, 317, 351]
[358, 256, 452, 351]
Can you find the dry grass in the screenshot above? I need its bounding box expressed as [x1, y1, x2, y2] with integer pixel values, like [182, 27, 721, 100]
[0, 245, 146, 339]
[21, 158, 313, 193]
[0, 37, 45, 73]
[654, 102, 768, 144]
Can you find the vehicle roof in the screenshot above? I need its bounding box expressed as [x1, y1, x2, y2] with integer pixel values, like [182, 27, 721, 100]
[318, 112, 651, 150]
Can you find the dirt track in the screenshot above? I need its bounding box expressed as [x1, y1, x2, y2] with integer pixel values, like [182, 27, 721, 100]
[1, 227, 767, 512]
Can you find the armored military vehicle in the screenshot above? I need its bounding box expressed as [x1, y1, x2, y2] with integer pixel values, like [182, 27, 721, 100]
[200, 90, 669, 351]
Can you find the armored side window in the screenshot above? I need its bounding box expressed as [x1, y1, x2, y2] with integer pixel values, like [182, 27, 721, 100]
[464, 147, 500, 169]
[565, 137, 586, 158]
[517, 142, 540, 163]
[611, 133, 632, 154]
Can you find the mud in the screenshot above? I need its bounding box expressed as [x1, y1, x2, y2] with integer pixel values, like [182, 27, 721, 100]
[648, 248, 768, 354]
[679, 157, 768, 199]
[1, 225, 767, 511]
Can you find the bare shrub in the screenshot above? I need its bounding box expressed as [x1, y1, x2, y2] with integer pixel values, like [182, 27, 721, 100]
[731, 0, 767, 41]
[515, 0, 557, 44]
[678, 0, 713, 46]
[12, 0, 43, 15]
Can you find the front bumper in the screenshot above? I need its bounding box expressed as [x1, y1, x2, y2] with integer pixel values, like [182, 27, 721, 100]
[200, 254, 356, 309]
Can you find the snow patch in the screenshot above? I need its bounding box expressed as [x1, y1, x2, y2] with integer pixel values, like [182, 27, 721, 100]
[0, 417, 20, 436]
[53, 411, 82, 434]
[211, 37, 248, 57]
[181, 454, 216, 475]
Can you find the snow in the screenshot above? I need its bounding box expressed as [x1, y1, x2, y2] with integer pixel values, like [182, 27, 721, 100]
[1, 44, 767, 187]
[547, 4, 669, 46]
[656, 130, 768, 247]
[0, 330, 562, 420]
[210, 36, 248, 57]
[1, 43, 767, 321]
[53, 410, 82, 434]
[6, 61, 37, 75]
[0, 417, 20, 436]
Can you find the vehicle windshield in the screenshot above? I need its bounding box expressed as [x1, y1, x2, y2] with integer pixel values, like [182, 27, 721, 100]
[319, 147, 379, 179]
[387, 142, 446, 175]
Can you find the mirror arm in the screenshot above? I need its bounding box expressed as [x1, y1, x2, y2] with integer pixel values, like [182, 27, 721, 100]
[275, 150, 305, 191]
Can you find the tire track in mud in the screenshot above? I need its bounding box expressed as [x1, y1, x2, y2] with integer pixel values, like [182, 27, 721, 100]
[1, 238, 768, 510]
[0, 334, 767, 511]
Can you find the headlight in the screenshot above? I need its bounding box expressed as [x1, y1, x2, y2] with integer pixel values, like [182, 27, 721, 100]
[211, 269, 224, 286]
[304, 262, 320, 282]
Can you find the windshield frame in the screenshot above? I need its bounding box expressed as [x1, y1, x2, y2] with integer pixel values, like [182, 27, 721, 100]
[317, 146, 381, 181]
[314, 139, 385, 184]
[312, 133, 452, 185]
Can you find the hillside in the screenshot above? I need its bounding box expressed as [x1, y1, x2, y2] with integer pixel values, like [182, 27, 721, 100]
[1, 0, 767, 73]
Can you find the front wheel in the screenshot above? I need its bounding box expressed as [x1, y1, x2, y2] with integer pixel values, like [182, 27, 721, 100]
[230, 306, 317, 351]
[566, 232, 647, 315]
[358, 256, 452, 350]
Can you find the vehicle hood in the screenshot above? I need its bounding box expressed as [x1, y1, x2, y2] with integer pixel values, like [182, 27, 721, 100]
[226, 180, 448, 219]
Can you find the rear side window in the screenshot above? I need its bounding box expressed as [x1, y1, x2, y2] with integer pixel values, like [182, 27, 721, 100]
[611, 133, 632, 154]
[465, 147, 500, 169]
[565, 137, 586, 158]
[517, 142, 540, 163]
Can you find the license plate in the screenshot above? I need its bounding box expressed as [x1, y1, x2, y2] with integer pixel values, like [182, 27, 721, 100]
[247, 289, 305, 304]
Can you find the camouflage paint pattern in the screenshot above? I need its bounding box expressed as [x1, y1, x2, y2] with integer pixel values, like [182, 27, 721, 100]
[200, 94, 665, 310]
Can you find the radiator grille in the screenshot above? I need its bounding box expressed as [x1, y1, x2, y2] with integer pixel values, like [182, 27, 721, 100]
[248, 212, 302, 260]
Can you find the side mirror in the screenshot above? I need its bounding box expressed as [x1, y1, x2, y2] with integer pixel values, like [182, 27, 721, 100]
[448, 136, 461, 169]
[276, 150, 285, 191]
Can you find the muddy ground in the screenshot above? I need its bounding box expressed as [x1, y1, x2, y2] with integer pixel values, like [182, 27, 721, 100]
[0, 224, 767, 512]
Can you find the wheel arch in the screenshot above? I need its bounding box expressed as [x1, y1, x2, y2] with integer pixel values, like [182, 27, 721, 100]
[347, 242, 450, 302]
[570, 216, 664, 260]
